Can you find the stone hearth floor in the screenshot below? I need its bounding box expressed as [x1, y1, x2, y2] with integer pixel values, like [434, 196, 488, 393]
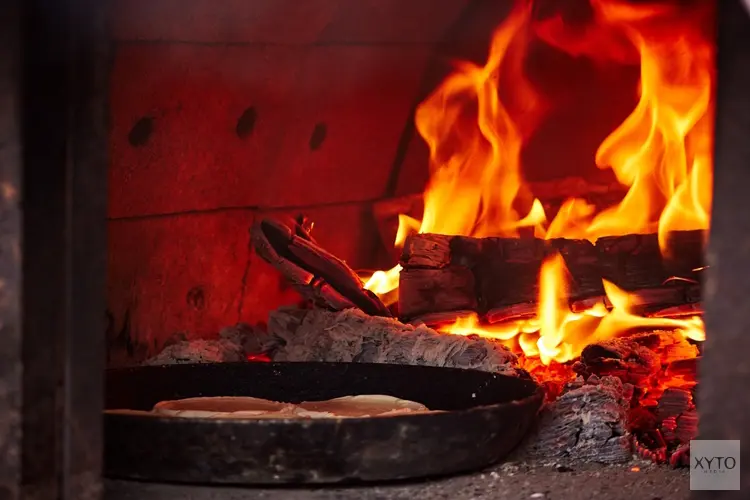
[105, 459, 690, 500]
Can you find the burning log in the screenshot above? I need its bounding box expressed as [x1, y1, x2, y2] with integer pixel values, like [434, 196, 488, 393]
[370, 177, 628, 262]
[266, 306, 523, 377]
[399, 234, 603, 319]
[514, 375, 633, 464]
[398, 231, 705, 322]
[596, 231, 705, 290]
[399, 267, 477, 319]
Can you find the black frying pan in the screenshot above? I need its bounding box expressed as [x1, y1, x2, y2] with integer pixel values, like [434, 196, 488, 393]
[104, 362, 543, 484]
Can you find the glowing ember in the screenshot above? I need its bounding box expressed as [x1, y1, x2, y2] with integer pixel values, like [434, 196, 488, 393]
[362, 0, 711, 368]
[246, 353, 271, 362]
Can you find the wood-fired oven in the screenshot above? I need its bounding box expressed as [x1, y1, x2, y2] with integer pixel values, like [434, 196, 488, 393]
[1, 0, 749, 499]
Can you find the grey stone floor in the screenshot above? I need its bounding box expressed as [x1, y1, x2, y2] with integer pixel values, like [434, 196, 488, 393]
[105, 459, 690, 500]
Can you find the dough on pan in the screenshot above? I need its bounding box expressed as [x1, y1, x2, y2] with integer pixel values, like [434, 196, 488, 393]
[107, 395, 435, 419]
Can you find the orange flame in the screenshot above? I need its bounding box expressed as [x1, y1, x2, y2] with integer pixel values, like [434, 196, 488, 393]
[362, 0, 711, 366]
[537, 0, 714, 254]
[364, 0, 546, 298]
[362, 265, 402, 306]
[416, 0, 543, 239]
[439, 253, 704, 364]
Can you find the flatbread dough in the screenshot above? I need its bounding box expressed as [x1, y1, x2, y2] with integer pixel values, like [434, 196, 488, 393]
[297, 395, 429, 417]
[152, 396, 296, 418]
[107, 395, 434, 420]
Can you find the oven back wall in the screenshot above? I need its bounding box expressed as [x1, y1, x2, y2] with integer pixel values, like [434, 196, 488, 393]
[106, 0, 474, 364]
[105, 0, 650, 365]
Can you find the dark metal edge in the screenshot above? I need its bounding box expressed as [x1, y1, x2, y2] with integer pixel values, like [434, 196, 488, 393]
[0, 0, 23, 498]
[20, 0, 110, 498]
[696, 0, 750, 498]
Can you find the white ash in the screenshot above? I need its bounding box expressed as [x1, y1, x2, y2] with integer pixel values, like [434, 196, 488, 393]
[142, 307, 520, 376]
[142, 323, 273, 366]
[267, 306, 520, 376]
[142, 338, 246, 366]
[218, 322, 280, 354]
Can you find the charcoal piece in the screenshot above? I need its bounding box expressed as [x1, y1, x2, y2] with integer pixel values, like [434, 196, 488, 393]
[574, 338, 662, 385]
[665, 357, 699, 379]
[674, 409, 698, 444]
[266, 306, 521, 376]
[633, 431, 667, 464]
[656, 388, 693, 421]
[514, 376, 632, 464]
[670, 443, 691, 468]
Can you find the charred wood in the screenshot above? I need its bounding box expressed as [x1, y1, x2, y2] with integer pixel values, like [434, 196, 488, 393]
[651, 303, 703, 318]
[372, 176, 627, 259]
[674, 410, 698, 445]
[669, 443, 691, 468]
[398, 231, 704, 321]
[596, 231, 705, 290]
[486, 303, 537, 324]
[251, 217, 391, 317]
[573, 338, 662, 385]
[400, 233, 456, 268]
[572, 331, 698, 386]
[570, 331, 699, 466]
[656, 388, 692, 421]
[399, 266, 477, 319]
[665, 357, 699, 381]
[409, 310, 476, 328]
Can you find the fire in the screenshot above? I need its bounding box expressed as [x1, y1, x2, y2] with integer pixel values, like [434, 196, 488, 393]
[415, 0, 543, 239]
[438, 253, 704, 368]
[362, 265, 402, 305]
[362, 0, 711, 366]
[535, 0, 714, 253]
[360, 214, 420, 304]
[362, 0, 546, 298]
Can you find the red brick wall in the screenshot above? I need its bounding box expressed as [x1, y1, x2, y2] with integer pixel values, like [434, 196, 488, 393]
[106, 0, 470, 363]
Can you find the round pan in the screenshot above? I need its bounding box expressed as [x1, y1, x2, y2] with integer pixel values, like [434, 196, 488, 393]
[104, 362, 543, 485]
